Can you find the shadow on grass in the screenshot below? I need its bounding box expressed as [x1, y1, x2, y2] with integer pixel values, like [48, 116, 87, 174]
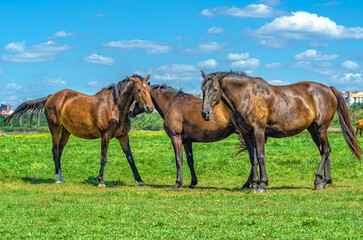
[82, 176, 126, 188]
[21, 177, 55, 184]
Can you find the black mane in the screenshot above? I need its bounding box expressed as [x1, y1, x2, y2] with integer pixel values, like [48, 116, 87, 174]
[153, 84, 191, 96]
[210, 70, 251, 78]
[103, 74, 142, 105]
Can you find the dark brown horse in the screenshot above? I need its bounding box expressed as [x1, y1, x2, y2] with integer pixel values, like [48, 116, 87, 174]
[201, 71, 362, 193]
[4, 75, 154, 187]
[129, 84, 245, 189]
[356, 119, 363, 137]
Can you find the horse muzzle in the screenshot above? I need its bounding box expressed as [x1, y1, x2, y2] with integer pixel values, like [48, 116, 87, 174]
[144, 105, 154, 114]
[201, 109, 211, 121]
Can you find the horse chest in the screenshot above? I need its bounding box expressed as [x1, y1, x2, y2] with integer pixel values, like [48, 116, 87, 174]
[231, 112, 253, 135]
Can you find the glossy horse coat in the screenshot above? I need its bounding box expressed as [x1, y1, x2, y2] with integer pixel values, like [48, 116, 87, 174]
[129, 84, 244, 189]
[201, 71, 362, 192]
[5, 75, 154, 187]
[356, 120, 363, 137]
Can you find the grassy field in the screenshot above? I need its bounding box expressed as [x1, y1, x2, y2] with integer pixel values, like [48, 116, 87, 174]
[0, 131, 362, 239]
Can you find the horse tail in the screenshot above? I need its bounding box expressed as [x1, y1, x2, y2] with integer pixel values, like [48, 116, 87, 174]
[235, 132, 248, 156]
[330, 87, 362, 161]
[3, 95, 52, 125]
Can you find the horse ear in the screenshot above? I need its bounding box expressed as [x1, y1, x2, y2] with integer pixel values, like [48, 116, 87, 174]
[201, 70, 206, 78]
[147, 81, 150, 85]
[214, 73, 227, 82]
[144, 75, 150, 82]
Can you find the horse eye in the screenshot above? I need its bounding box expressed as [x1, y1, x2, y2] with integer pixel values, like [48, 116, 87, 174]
[213, 88, 218, 92]
[137, 89, 141, 93]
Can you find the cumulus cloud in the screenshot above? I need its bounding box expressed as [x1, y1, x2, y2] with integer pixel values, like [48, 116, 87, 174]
[254, 11, 363, 39]
[294, 49, 339, 61]
[341, 60, 359, 70]
[197, 59, 218, 70]
[227, 52, 250, 61]
[200, 4, 286, 18]
[332, 73, 363, 89]
[292, 61, 336, 75]
[231, 58, 260, 69]
[207, 27, 224, 34]
[83, 54, 115, 66]
[265, 62, 282, 68]
[103, 40, 173, 54]
[185, 42, 227, 54]
[43, 78, 66, 87]
[49, 30, 74, 39]
[6, 83, 22, 91]
[2, 41, 72, 63]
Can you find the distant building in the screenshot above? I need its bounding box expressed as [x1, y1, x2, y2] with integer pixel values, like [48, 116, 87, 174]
[0, 103, 14, 111]
[0, 109, 14, 115]
[341, 91, 363, 106]
[193, 93, 203, 99]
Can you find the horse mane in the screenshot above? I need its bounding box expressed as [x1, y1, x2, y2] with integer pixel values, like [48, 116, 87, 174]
[153, 84, 191, 97]
[201, 71, 252, 87]
[103, 74, 142, 105]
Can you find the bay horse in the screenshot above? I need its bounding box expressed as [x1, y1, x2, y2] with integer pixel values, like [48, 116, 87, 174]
[129, 84, 245, 189]
[200, 71, 362, 193]
[356, 119, 363, 137]
[4, 75, 154, 187]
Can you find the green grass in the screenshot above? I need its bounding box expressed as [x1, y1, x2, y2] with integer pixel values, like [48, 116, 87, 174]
[0, 131, 362, 239]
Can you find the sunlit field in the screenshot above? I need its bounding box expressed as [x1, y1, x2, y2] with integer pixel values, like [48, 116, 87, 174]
[0, 131, 362, 239]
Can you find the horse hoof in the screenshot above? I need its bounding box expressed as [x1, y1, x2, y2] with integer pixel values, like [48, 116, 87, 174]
[138, 181, 146, 186]
[314, 184, 325, 190]
[173, 184, 181, 190]
[255, 187, 266, 193]
[56, 181, 63, 184]
[98, 184, 106, 188]
[189, 185, 195, 189]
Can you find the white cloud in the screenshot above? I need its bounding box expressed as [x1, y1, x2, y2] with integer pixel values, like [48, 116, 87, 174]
[88, 81, 110, 88]
[292, 61, 336, 75]
[294, 49, 339, 61]
[265, 62, 282, 68]
[308, 42, 330, 47]
[227, 52, 250, 61]
[136, 64, 199, 82]
[6, 83, 22, 91]
[332, 73, 362, 85]
[0, 69, 4, 75]
[2, 41, 72, 63]
[185, 41, 227, 54]
[83, 54, 115, 66]
[268, 79, 289, 85]
[258, 39, 288, 48]
[254, 11, 363, 39]
[103, 40, 173, 54]
[43, 78, 66, 87]
[200, 4, 286, 18]
[231, 58, 260, 69]
[341, 60, 359, 70]
[207, 27, 224, 34]
[255, 0, 282, 6]
[197, 59, 218, 70]
[49, 30, 74, 38]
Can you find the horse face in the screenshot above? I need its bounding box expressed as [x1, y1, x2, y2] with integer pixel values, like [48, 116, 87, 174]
[200, 72, 222, 121]
[128, 101, 145, 118]
[131, 75, 154, 114]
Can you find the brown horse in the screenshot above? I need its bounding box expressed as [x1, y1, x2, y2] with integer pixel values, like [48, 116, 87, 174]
[200, 71, 362, 193]
[356, 120, 363, 137]
[129, 84, 245, 189]
[4, 75, 154, 187]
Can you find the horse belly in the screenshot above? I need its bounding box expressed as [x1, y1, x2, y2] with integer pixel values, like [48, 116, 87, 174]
[60, 112, 101, 139]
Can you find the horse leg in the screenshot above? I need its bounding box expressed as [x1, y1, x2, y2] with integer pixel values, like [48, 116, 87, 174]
[171, 135, 183, 189]
[49, 125, 63, 183]
[253, 128, 268, 193]
[312, 127, 331, 190]
[55, 128, 71, 183]
[241, 135, 259, 190]
[184, 142, 198, 189]
[116, 135, 145, 186]
[97, 134, 110, 187]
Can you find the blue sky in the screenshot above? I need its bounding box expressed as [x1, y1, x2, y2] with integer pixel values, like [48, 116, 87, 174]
[0, 0, 362, 106]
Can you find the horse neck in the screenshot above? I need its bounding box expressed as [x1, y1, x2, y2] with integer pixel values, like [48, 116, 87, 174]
[151, 88, 177, 119]
[115, 81, 135, 121]
[219, 77, 249, 113]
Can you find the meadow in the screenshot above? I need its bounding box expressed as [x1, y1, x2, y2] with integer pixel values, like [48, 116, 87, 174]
[0, 131, 362, 239]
